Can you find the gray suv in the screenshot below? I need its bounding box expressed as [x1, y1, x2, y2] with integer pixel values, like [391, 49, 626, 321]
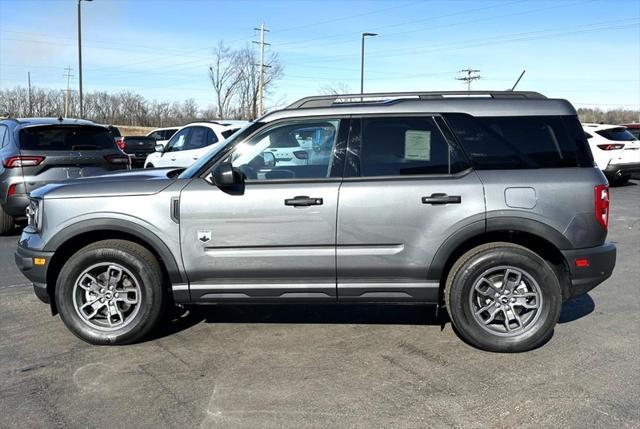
[14, 92, 616, 352]
[0, 118, 130, 233]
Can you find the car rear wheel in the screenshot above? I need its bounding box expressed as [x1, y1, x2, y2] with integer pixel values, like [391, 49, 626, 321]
[445, 242, 562, 353]
[145, 163, 154, 169]
[0, 205, 14, 235]
[55, 239, 165, 345]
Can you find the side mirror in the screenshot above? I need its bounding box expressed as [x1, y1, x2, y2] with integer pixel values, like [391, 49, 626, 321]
[155, 144, 164, 152]
[262, 151, 276, 167]
[211, 162, 241, 187]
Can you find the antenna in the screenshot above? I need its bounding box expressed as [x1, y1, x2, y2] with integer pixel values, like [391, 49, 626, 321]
[510, 70, 526, 91]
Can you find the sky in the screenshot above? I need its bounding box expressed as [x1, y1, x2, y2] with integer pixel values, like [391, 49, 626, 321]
[1, 0, 639, 111]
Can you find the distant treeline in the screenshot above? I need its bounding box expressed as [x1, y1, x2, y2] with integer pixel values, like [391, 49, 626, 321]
[577, 107, 640, 125]
[1, 85, 638, 127]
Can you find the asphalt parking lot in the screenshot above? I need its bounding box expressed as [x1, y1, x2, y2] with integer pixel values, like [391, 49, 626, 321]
[1, 182, 638, 429]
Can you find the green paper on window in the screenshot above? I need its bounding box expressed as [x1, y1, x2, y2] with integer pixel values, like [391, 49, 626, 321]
[405, 130, 431, 160]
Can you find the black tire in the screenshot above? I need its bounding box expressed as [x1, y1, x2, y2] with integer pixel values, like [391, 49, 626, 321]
[611, 174, 630, 186]
[0, 205, 15, 235]
[145, 163, 154, 169]
[444, 242, 562, 353]
[55, 239, 165, 345]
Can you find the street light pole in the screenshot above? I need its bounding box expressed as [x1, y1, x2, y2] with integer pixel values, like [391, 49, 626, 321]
[360, 32, 378, 94]
[77, 0, 92, 118]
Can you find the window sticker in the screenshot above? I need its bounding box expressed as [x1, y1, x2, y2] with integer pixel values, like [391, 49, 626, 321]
[404, 130, 431, 161]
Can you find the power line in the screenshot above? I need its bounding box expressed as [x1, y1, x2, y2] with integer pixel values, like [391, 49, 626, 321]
[456, 69, 481, 91]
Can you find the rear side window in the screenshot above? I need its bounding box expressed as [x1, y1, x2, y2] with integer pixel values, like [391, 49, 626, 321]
[595, 128, 637, 141]
[164, 129, 177, 140]
[444, 114, 593, 169]
[19, 126, 117, 151]
[349, 116, 469, 177]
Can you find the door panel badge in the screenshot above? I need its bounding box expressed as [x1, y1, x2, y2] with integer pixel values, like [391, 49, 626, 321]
[197, 230, 212, 244]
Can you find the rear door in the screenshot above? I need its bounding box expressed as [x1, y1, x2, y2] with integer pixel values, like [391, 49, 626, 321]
[336, 115, 485, 302]
[17, 125, 125, 192]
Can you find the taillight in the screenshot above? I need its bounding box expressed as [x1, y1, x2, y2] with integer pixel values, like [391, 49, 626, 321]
[105, 154, 131, 165]
[3, 156, 45, 168]
[293, 150, 309, 160]
[115, 137, 126, 151]
[7, 184, 17, 197]
[597, 144, 625, 150]
[594, 185, 609, 231]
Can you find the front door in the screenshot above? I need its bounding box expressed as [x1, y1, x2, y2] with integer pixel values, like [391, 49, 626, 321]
[336, 115, 485, 302]
[179, 117, 348, 301]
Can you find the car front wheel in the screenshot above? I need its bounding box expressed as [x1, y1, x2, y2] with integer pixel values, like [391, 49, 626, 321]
[445, 242, 562, 352]
[55, 240, 165, 345]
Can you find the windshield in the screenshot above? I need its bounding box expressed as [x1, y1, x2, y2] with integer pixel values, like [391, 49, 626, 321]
[178, 122, 261, 179]
[595, 128, 637, 142]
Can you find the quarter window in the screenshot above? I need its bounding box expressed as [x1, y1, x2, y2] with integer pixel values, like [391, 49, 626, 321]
[0, 126, 7, 147]
[445, 114, 592, 169]
[228, 119, 340, 180]
[351, 116, 468, 177]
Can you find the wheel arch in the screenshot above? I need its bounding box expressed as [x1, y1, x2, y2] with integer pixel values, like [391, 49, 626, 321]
[44, 219, 185, 313]
[428, 218, 572, 302]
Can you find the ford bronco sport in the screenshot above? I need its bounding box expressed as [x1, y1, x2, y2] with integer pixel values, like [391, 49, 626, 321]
[15, 91, 616, 352]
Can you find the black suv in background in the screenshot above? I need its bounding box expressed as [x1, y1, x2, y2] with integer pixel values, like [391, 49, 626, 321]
[0, 118, 130, 234]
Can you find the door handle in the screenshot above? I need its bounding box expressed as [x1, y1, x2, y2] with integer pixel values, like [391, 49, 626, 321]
[421, 193, 461, 205]
[285, 196, 323, 207]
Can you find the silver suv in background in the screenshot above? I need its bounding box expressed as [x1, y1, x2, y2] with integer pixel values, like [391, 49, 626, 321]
[14, 92, 616, 352]
[0, 118, 130, 234]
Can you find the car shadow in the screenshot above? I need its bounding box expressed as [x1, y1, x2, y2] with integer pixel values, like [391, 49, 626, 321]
[152, 294, 595, 343]
[151, 303, 445, 341]
[558, 293, 595, 324]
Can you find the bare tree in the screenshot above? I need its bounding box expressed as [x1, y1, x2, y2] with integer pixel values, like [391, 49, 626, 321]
[233, 45, 283, 120]
[319, 81, 352, 95]
[208, 41, 243, 119]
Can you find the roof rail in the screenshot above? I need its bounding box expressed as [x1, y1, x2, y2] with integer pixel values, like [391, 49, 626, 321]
[286, 90, 547, 109]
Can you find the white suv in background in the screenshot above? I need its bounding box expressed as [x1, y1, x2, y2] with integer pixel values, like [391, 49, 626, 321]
[583, 123, 640, 185]
[144, 121, 245, 168]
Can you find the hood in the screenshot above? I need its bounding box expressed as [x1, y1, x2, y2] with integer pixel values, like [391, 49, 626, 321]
[30, 168, 183, 200]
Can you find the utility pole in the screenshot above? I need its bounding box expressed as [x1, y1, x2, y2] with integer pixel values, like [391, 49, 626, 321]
[456, 68, 481, 91]
[252, 22, 270, 117]
[360, 32, 378, 94]
[64, 66, 74, 117]
[77, 0, 92, 118]
[27, 72, 33, 116]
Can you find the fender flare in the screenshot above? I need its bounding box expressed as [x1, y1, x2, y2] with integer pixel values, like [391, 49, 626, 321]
[44, 218, 186, 284]
[427, 217, 571, 282]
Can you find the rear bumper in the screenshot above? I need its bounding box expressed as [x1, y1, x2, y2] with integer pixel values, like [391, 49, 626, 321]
[3, 194, 29, 217]
[14, 244, 54, 304]
[562, 242, 616, 299]
[605, 162, 640, 175]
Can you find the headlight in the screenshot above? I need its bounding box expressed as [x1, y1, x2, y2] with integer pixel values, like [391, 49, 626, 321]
[25, 198, 43, 231]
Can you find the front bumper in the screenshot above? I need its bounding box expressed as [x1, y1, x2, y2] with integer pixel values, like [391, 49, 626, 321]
[15, 244, 54, 304]
[605, 161, 640, 175]
[562, 242, 616, 299]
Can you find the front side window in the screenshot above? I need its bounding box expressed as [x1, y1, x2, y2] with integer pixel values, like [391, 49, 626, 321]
[349, 116, 468, 177]
[227, 119, 340, 180]
[164, 129, 177, 140]
[166, 128, 191, 152]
